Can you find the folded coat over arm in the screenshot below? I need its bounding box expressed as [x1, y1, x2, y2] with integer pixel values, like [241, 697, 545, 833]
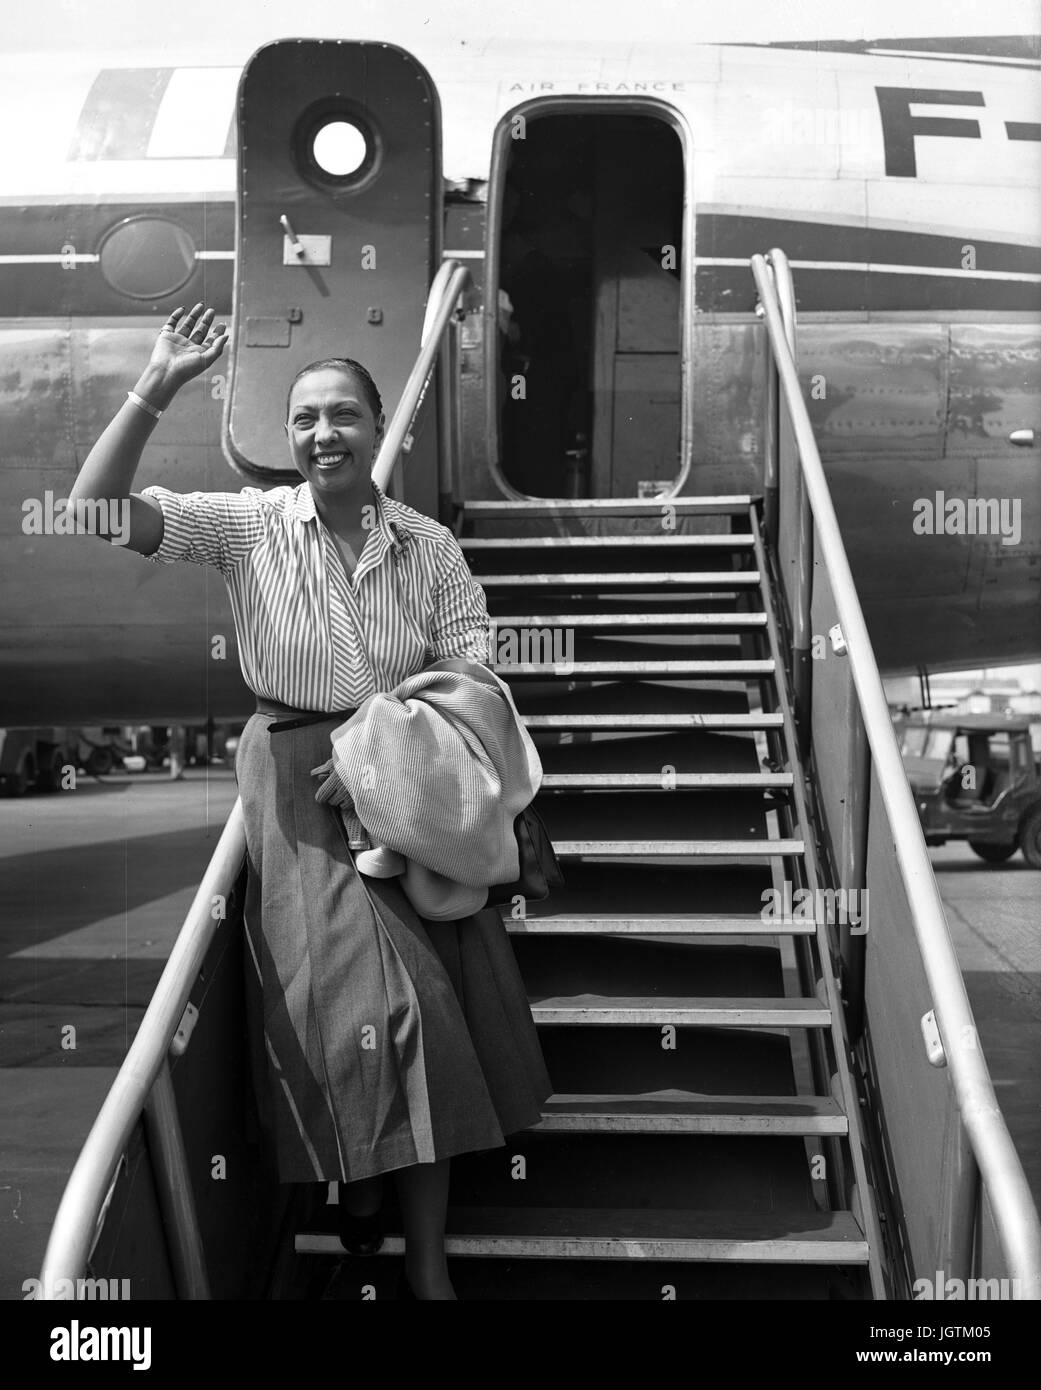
[328, 659, 542, 888]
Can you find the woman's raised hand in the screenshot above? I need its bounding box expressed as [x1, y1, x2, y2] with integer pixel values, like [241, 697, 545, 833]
[144, 303, 229, 394]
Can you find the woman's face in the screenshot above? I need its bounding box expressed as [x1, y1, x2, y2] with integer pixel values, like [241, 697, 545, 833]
[284, 367, 384, 497]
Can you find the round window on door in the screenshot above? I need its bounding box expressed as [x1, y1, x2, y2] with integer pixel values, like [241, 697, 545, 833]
[313, 121, 368, 177]
[293, 101, 380, 190]
[99, 217, 197, 300]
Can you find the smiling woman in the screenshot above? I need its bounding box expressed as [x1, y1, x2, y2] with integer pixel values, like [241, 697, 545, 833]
[283, 358, 386, 538]
[280, 360, 390, 575]
[63, 305, 553, 1301]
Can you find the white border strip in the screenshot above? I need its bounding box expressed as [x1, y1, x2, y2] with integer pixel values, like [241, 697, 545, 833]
[3, 251, 1037, 284]
[867, 48, 1041, 69]
[0, 250, 235, 265]
[0, 253, 100, 264]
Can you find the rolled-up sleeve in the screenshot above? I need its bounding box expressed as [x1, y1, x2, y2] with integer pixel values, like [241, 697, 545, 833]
[139, 486, 266, 574]
[430, 535, 492, 664]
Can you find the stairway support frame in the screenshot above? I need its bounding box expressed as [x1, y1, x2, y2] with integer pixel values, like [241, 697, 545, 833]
[839, 699, 870, 1044]
[768, 255, 814, 759]
[753, 245, 1041, 1299]
[751, 506, 889, 1299]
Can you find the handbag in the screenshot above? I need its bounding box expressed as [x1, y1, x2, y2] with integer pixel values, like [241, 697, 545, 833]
[401, 656, 563, 905]
[484, 803, 565, 907]
[331, 797, 563, 918]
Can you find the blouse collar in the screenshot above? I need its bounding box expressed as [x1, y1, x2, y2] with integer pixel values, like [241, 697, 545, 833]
[292, 478, 411, 559]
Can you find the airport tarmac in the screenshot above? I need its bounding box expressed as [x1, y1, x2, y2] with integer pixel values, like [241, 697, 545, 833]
[926, 841, 1041, 1199]
[0, 769, 1038, 1301]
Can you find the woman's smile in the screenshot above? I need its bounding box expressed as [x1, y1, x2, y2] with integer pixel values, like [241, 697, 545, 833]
[312, 450, 351, 471]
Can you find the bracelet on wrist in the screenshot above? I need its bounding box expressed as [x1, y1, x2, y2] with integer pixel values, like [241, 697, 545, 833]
[127, 390, 163, 419]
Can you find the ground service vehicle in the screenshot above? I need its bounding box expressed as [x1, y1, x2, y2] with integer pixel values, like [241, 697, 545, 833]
[901, 713, 1041, 867]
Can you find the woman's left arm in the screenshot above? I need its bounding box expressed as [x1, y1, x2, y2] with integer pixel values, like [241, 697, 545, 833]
[430, 537, 493, 665]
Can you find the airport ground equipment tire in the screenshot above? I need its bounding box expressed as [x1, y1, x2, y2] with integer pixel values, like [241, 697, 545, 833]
[1017, 805, 1041, 870]
[85, 746, 115, 777]
[35, 747, 66, 793]
[1, 750, 33, 797]
[968, 839, 1018, 864]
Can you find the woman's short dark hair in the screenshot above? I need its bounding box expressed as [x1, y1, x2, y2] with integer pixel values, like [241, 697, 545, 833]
[285, 358, 383, 423]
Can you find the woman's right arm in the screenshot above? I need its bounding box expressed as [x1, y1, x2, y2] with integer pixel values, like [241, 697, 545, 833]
[67, 303, 228, 556]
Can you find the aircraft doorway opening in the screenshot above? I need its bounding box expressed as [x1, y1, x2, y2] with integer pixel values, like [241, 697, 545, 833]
[496, 111, 684, 499]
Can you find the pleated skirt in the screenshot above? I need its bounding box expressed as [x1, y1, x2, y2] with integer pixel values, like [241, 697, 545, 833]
[236, 711, 553, 1183]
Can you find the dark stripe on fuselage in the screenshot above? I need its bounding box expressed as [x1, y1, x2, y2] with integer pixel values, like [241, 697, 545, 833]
[735, 36, 1041, 66]
[695, 213, 1041, 313]
[1006, 122, 1041, 141]
[696, 264, 1041, 314]
[697, 213, 1041, 276]
[2, 201, 1038, 318]
[0, 202, 234, 317]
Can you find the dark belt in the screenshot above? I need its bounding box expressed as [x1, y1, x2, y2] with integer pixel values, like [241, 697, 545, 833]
[255, 698, 357, 733]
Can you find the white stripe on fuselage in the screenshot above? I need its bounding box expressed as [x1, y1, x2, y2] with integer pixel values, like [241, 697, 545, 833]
[695, 257, 1041, 282]
[2, 252, 1037, 283]
[0, 253, 100, 263]
[0, 251, 233, 264]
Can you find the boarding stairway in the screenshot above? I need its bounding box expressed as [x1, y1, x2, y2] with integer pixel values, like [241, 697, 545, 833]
[38, 251, 1041, 1303]
[296, 495, 885, 1298]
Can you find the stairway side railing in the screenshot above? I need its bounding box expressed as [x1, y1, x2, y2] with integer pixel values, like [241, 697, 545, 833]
[37, 263, 472, 1300]
[752, 247, 1041, 1299]
[37, 802, 245, 1298]
[372, 258, 471, 498]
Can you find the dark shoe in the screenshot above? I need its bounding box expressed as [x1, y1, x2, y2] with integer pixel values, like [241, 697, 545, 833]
[335, 1178, 385, 1255]
[335, 1205, 384, 1256]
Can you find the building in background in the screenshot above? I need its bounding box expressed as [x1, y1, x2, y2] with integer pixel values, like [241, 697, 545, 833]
[886, 664, 1041, 751]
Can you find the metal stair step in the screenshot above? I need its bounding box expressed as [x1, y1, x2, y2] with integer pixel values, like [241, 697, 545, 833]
[495, 659, 775, 677]
[464, 497, 755, 518]
[461, 535, 755, 550]
[552, 838, 804, 857]
[534, 1092, 848, 1135]
[296, 1207, 868, 1264]
[492, 612, 768, 630]
[504, 914, 817, 936]
[521, 713, 784, 731]
[529, 996, 830, 1026]
[474, 571, 761, 589]
[540, 772, 793, 790]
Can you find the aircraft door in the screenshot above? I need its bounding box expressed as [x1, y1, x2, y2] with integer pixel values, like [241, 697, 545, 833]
[225, 41, 441, 511]
[494, 109, 686, 499]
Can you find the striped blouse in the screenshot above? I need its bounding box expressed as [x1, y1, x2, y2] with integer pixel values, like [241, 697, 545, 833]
[140, 479, 491, 710]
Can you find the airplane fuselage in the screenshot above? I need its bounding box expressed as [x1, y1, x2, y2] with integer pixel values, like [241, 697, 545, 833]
[2, 37, 1038, 724]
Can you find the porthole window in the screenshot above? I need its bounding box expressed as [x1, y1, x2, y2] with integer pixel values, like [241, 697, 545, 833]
[312, 120, 368, 177]
[293, 101, 379, 190]
[99, 217, 196, 300]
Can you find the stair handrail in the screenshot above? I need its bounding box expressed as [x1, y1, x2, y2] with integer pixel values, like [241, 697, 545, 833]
[372, 258, 471, 493]
[752, 247, 1041, 1298]
[37, 799, 247, 1298]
